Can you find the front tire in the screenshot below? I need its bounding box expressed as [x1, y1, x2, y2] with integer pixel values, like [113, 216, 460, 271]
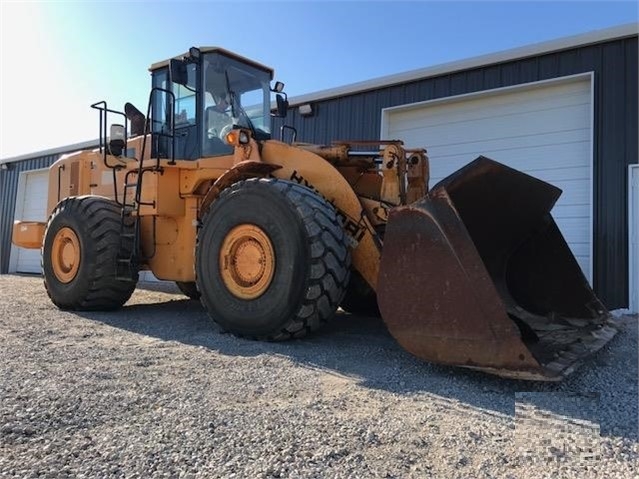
[42, 196, 138, 310]
[196, 178, 351, 340]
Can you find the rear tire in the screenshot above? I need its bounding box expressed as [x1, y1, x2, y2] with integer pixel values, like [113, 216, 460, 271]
[196, 178, 351, 340]
[176, 281, 200, 300]
[42, 196, 138, 310]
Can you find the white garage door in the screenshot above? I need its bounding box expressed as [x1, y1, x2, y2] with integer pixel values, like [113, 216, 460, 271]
[11, 169, 49, 274]
[382, 75, 593, 281]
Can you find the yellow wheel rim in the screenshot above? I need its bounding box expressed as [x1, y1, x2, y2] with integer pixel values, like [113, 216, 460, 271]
[51, 227, 81, 283]
[219, 224, 275, 299]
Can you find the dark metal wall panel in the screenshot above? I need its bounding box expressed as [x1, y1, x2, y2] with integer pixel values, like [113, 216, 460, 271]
[0, 155, 59, 273]
[274, 36, 638, 308]
[594, 44, 617, 304]
[594, 39, 638, 307]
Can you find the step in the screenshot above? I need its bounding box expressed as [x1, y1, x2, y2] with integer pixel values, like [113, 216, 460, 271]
[115, 259, 138, 281]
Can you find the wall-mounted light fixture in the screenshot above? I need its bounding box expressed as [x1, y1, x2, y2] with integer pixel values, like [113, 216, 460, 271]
[0, 163, 8, 171]
[299, 103, 314, 117]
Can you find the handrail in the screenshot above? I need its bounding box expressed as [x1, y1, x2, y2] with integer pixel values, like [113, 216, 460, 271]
[90, 101, 130, 205]
[90, 101, 129, 165]
[139, 87, 177, 172]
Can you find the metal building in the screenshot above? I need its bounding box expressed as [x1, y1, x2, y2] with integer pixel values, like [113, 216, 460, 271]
[1, 24, 637, 311]
[0, 141, 99, 277]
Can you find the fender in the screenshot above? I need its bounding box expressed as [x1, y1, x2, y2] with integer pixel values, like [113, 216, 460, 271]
[199, 160, 282, 218]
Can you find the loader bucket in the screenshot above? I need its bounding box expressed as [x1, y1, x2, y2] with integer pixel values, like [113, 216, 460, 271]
[377, 156, 618, 380]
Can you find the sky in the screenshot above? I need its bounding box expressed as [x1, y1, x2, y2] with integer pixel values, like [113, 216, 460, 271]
[0, 0, 637, 159]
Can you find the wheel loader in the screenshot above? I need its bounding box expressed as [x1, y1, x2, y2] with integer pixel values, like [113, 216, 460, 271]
[12, 47, 618, 380]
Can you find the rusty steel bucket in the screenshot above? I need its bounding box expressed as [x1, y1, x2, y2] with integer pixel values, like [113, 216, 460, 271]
[377, 156, 618, 380]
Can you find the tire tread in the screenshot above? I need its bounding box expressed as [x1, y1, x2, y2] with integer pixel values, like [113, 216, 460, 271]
[43, 196, 137, 310]
[261, 179, 350, 340]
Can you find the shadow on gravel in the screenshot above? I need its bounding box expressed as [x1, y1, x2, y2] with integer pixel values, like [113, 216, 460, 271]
[77, 294, 638, 441]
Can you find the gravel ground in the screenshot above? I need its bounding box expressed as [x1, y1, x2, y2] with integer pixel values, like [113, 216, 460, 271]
[0, 274, 637, 478]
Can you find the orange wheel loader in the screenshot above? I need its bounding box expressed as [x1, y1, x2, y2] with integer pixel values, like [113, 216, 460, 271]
[12, 47, 618, 380]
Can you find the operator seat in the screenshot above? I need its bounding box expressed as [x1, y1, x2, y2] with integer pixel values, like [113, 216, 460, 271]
[204, 106, 233, 157]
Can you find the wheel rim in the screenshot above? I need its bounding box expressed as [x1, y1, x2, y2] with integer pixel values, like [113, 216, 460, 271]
[51, 227, 81, 283]
[219, 224, 275, 299]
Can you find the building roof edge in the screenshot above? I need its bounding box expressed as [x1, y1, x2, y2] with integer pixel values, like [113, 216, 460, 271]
[287, 22, 638, 106]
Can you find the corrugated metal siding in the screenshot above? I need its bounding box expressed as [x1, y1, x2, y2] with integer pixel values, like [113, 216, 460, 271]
[274, 37, 638, 309]
[595, 38, 638, 309]
[0, 155, 59, 274]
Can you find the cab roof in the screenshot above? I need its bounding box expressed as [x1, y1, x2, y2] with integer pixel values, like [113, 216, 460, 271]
[149, 46, 274, 78]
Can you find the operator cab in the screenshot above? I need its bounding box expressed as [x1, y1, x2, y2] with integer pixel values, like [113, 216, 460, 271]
[148, 47, 281, 161]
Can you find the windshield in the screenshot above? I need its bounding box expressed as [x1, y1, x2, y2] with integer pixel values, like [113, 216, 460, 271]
[151, 51, 273, 159]
[202, 52, 272, 153]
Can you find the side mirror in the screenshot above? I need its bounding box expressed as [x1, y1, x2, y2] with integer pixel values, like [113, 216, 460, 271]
[271, 81, 285, 93]
[188, 46, 201, 62]
[274, 94, 289, 118]
[169, 58, 188, 86]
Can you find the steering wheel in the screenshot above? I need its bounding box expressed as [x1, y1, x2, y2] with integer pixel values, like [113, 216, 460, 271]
[207, 123, 234, 142]
[218, 124, 233, 140]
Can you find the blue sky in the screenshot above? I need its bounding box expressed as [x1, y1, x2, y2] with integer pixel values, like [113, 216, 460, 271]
[0, 0, 637, 159]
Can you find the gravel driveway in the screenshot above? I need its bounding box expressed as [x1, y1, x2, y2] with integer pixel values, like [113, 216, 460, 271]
[0, 274, 637, 478]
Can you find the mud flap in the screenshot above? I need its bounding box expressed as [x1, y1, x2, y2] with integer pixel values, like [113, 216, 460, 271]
[377, 156, 618, 380]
